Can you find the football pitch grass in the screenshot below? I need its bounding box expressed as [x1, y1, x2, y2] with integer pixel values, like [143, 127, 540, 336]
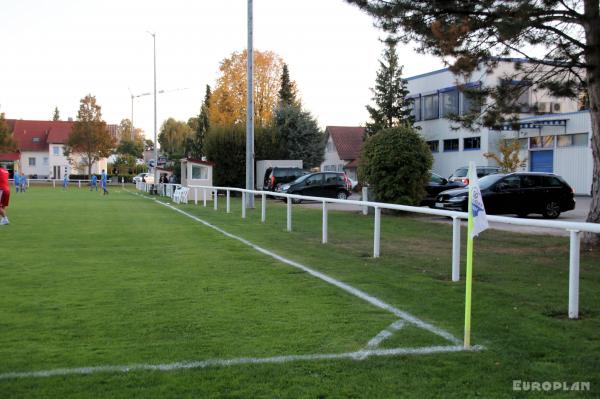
[0, 187, 599, 398]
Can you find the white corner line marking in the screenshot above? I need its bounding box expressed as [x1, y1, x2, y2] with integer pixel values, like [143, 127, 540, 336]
[366, 320, 405, 349]
[135, 192, 462, 345]
[0, 345, 484, 380]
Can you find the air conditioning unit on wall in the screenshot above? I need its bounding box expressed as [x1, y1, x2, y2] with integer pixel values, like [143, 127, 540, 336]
[535, 102, 551, 113]
[552, 102, 562, 112]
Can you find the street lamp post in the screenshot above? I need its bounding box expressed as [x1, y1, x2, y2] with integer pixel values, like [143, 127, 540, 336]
[246, 0, 255, 208]
[148, 31, 158, 186]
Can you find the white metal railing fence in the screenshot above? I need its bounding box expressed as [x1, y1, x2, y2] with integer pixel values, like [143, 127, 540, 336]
[10, 178, 126, 189]
[140, 183, 600, 320]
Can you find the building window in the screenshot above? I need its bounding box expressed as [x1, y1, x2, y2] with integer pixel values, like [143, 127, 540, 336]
[337, 164, 344, 172]
[423, 93, 439, 120]
[32, 137, 41, 143]
[443, 139, 459, 152]
[43, 157, 49, 166]
[440, 89, 459, 117]
[557, 133, 588, 147]
[530, 136, 555, 149]
[326, 141, 335, 152]
[408, 96, 421, 121]
[191, 165, 208, 179]
[461, 85, 482, 115]
[463, 137, 481, 151]
[29, 157, 36, 166]
[53, 146, 61, 156]
[427, 140, 439, 153]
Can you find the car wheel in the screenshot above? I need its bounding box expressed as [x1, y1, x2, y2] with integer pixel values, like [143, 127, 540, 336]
[336, 191, 348, 200]
[292, 198, 302, 204]
[542, 201, 561, 219]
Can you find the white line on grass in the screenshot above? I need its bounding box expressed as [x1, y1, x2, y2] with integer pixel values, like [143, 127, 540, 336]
[366, 320, 405, 349]
[137, 193, 462, 345]
[0, 345, 483, 380]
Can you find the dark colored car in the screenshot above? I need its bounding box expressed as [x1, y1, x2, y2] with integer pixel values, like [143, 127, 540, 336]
[264, 167, 305, 191]
[434, 172, 575, 218]
[276, 172, 351, 202]
[421, 173, 466, 207]
[448, 165, 500, 184]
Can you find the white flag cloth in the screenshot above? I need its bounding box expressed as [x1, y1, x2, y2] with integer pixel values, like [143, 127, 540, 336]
[469, 163, 489, 238]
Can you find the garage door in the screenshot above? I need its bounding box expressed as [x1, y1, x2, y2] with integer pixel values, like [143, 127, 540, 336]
[530, 150, 553, 173]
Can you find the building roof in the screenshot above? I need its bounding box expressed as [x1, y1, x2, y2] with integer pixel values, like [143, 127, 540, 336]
[182, 157, 215, 166]
[7, 119, 74, 151]
[0, 152, 20, 161]
[326, 126, 364, 161]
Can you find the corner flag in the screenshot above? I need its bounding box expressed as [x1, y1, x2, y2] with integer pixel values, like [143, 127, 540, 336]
[464, 162, 488, 349]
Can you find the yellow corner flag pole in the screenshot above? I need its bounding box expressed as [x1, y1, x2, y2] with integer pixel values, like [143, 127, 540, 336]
[464, 163, 475, 349]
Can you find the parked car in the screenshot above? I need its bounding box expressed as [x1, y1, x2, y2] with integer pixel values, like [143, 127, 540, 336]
[448, 166, 500, 184]
[433, 172, 575, 218]
[132, 173, 149, 183]
[264, 167, 306, 191]
[276, 172, 352, 203]
[421, 172, 466, 207]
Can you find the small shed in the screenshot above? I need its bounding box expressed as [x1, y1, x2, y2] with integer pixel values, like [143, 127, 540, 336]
[180, 158, 214, 199]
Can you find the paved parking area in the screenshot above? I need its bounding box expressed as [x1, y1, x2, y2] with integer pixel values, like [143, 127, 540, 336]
[298, 195, 592, 237]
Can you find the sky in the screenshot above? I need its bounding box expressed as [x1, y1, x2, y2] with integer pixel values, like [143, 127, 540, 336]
[0, 0, 445, 140]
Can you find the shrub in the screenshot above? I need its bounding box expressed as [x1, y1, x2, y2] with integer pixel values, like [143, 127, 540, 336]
[358, 126, 432, 205]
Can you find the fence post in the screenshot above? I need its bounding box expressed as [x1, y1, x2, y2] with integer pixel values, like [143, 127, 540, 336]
[322, 201, 328, 244]
[568, 229, 581, 319]
[226, 190, 231, 213]
[194, 188, 198, 205]
[53, 180, 56, 189]
[78, 180, 81, 189]
[373, 206, 381, 258]
[214, 189, 218, 210]
[261, 193, 266, 223]
[122, 178, 124, 189]
[452, 216, 461, 282]
[362, 187, 369, 216]
[242, 192, 246, 219]
[203, 189, 207, 207]
[287, 197, 292, 232]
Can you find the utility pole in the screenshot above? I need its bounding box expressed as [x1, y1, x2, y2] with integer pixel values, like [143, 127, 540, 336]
[147, 31, 158, 185]
[246, 0, 255, 208]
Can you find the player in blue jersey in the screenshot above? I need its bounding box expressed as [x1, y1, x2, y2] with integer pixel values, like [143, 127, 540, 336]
[90, 174, 98, 191]
[13, 172, 20, 193]
[101, 169, 108, 195]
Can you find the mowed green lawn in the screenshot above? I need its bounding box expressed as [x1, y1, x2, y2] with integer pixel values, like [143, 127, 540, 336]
[0, 186, 599, 398]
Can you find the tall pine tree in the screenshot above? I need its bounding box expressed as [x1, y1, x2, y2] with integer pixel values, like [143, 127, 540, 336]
[0, 113, 16, 152]
[188, 85, 211, 158]
[365, 39, 412, 137]
[52, 106, 60, 121]
[278, 64, 299, 107]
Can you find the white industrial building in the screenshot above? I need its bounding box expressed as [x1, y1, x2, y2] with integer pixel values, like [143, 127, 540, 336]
[406, 60, 593, 194]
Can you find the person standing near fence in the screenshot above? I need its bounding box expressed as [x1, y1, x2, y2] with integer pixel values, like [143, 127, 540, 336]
[101, 169, 108, 195]
[63, 174, 69, 190]
[20, 173, 27, 192]
[13, 172, 20, 193]
[0, 166, 11, 225]
[90, 174, 98, 191]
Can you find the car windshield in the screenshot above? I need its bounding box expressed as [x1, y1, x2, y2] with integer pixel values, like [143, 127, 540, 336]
[478, 174, 505, 189]
[291, 174, 311, 184]
[453, 168, 468, 177]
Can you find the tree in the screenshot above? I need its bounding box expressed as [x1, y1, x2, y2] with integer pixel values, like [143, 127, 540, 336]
[52, 107, 60, 121]
[278, 63, 300, 107]
[359, 126, 432, 205]
[273, 105, 325, 168]
[204, 125, 285, 187]
[158, 118, 193, 158]
[345, 0, 600, 245]
[0, 113, 16, 153]
[115, 119, 145, 158]
[209, 50, 289, 127]
[187, 85, 211, 159]
[365, 39, 413, 136]
[65, 95, 116, 179]
[484, 139, 527, 172]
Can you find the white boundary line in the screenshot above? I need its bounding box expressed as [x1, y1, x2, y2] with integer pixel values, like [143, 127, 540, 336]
[136, 193, 462, 345]
[0, 345, 483, 380]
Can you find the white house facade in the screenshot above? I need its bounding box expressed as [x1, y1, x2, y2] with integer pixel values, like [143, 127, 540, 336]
[406, 60, 593, 194]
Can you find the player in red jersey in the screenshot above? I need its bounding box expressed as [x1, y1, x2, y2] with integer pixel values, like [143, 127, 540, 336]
[0, 166, 10, 225]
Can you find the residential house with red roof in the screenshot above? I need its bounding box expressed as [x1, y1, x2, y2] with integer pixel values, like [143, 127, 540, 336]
[320, 126, 364, 181]
[1, 119, 112, 179]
